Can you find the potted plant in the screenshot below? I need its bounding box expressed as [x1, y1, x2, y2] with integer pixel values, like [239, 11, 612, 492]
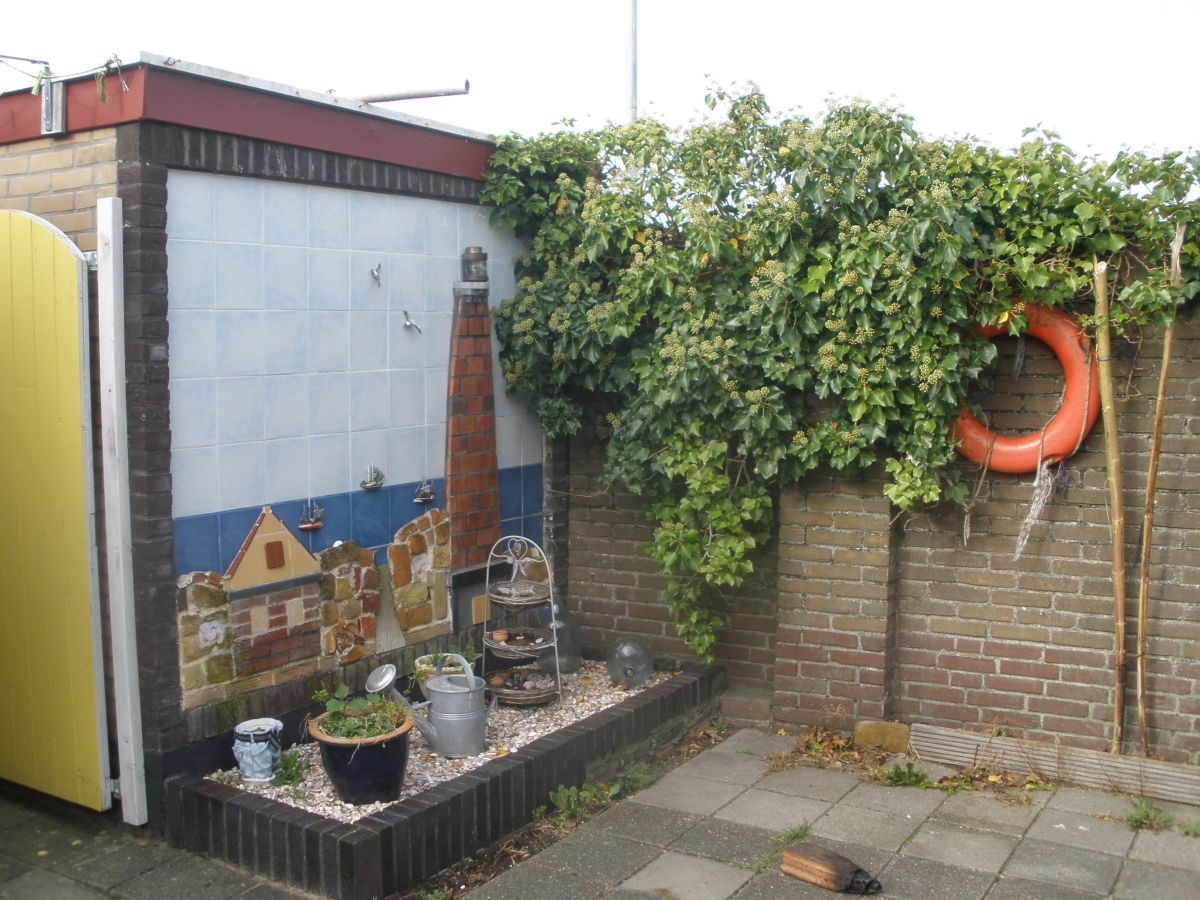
[412, 639, 482, 697]
[307, 683, 414, 804]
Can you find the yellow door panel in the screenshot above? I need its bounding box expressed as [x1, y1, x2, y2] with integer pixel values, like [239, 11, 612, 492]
[0, 210, 109, 810]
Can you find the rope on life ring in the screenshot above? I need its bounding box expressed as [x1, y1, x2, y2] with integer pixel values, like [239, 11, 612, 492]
[952, 302, 1100, 474]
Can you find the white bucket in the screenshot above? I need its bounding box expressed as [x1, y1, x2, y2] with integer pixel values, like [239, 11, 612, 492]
[233, 717, 283, 784]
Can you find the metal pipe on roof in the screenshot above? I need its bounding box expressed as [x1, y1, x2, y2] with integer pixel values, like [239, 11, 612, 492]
[356, 81, 469, 103]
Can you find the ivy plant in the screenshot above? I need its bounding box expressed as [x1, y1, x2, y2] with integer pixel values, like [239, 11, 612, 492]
[481, 89, 1199, 660]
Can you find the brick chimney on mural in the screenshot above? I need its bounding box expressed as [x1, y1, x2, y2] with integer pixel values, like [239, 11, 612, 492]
[444, 248, 501, 569]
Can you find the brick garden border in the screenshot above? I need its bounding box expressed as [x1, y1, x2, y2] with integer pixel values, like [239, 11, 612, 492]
[164, 665, 722, 899]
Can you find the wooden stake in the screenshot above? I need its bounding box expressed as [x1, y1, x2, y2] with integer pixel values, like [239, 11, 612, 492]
[1134, 223, 1186, 756]
[1093, 258, 1126, 754]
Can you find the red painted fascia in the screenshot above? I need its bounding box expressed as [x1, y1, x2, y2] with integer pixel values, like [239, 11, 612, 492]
[0, 64, 493, 180]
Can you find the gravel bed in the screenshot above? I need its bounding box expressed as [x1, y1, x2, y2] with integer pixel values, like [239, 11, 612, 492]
[208, 661, 662, 823]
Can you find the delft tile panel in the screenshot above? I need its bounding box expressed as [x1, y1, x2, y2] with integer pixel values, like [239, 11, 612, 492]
[166, 172, 543, 573]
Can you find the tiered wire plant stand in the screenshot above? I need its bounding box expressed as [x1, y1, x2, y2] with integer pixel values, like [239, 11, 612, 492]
[481, 536, 561, 706]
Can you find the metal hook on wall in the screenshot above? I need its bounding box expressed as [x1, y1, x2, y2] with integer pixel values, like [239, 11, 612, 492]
[403, 311, 422, 334]
[370, 262, 382, 284]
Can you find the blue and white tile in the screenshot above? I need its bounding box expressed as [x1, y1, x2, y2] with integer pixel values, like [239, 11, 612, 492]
[425, 201, 459, 256]
[308, 186, 349, 248]
[171, 447, 218, 518]
[425, 423, 446, 479]
[521, 464, 544, 514]
[350, 370, 390, 431]
[391, 198, 428, 254]
[494, 415, 522, 470]
[387, 426, 428, 487]
[166, 171, 214, 240]
[214, 310, 265, 377]
[263, 245, 308, 309]
[307, 311, 349, 372]
[168, 309, 216, 379]
[309, 434, 350, 495]
[261, 310, 309, 374]
[217, 443, 267, 511]
[350, 429, 391, 485]
[348, 311, 388, 371]
[498, 466, 523, 520]
[263, 181, 308, 246]
[263, 374, 309, 439]
[458, 204, 495, 250]
[214, 176, 263, 243]
[214, 243, 264, 309]
[493, 380, 526, 419]
[216, 376, 266, 444]
[519, 415, 544, 466]
[170, 379, 216, 449]
[349, 251, 389, 310]
[308, 373, 350, 434]
[166, 240, 216, 309]
[173, 514, 221, 576]
[307, 249, 350, 309]
[350, 488, 391, 549]
[263, 437, 309, 504]
[388, 255, 426, 312]
[420, 311, 453, 369]
[388, 310, 426, 370]
[424, 366, 448, 425]
[389, 369, 425, 428]
[424, 257, 460, 312]
[348, 192, 395, 252]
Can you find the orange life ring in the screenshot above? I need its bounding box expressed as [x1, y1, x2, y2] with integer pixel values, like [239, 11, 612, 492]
[952, 302, 1100, 474]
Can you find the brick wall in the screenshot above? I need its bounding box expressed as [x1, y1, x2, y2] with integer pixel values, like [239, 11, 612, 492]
[568, 438, 779, 691]
[0, 129, 118, 250]
[566, 316, 1200, 763]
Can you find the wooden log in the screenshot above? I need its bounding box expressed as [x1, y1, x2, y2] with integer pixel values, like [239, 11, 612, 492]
[781, 841, 881, 893]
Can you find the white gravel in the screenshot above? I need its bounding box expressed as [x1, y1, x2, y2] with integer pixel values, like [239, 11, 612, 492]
[208, 661, 661, 823]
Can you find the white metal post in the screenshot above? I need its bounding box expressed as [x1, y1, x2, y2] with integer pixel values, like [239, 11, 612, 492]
[97, 197, 149, 825]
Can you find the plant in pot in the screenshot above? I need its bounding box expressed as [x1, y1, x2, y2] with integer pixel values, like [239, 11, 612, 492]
[307, 683, 414, 804]
[412, 639, 482, 697]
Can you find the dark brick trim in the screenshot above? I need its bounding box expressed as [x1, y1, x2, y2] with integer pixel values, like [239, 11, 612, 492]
[166, 666, 721, 899]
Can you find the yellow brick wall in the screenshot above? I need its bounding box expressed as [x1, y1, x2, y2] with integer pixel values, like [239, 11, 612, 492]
[0, 129, 119, 252]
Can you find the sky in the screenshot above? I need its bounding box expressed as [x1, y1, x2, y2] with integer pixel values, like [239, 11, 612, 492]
[3, 1, 1197, 160]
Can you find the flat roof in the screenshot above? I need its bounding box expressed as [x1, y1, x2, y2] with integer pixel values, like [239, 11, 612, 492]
[0, 54, 495, 179]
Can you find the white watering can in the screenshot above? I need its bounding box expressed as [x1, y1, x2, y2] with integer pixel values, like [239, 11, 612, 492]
[367, 654, 495, 758]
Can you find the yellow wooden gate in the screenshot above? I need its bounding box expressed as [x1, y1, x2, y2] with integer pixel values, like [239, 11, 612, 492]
[0, 210, 110, 810]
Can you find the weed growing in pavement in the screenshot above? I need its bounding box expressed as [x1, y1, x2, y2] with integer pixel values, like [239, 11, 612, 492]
[1126, 797, 1172, 832]
[882, 762, 932, 788]
[752, 822, 813, 873]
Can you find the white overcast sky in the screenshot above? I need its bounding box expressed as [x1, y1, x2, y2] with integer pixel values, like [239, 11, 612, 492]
[3, 1, 1197, 159]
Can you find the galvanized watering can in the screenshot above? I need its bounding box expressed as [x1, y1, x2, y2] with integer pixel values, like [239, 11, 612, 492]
[411, 653, 496, 758]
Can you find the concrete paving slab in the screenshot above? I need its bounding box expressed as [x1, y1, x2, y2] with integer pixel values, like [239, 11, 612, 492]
[1026, 807, 1135, 856]
[113, 852, 269, 900]
[1045, 786, 1131, 818]
[877, 854, 995, 900]
[0, 796, 37, 831]
[533, 829, 663, 886]
[667, 818, 781, 868]
[0, 813, 108, 871]
[1001, 839, 1123, 896]
[754, 766, 861, 803]
[807, 802, 922, 852]
[1128, 827, 1200, 872]
[900, 820, 1020, 873]
[712, 788, 830, 830]
[619, 850, 753, 900]
[1111, 858, 1200, 899]
[673, 747, 769, 785]
[464, 857, 607, 900]
[0, 852, 31, 885]
[931, 790, 1047, 835]
[587, 799, 703, 847]
[631, 771, 745, 815]
[983, 875, 1106, 899]
[708, 728, 796, 758]
[59, 838, 184, 891]
[0, 868, 108, 899]
[840, 781, 946, 817]
[733, 868, 855, 899]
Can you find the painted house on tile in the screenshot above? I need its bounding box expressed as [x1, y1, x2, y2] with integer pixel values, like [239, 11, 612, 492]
[0, 55, 542, 828]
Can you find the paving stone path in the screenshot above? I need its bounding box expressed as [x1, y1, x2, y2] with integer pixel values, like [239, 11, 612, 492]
[466, 728, 1200, 900]
[2, 727, 1198, 899]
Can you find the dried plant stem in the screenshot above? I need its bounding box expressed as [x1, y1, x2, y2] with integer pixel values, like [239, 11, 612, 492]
[1134, 223, 1186, 756]
[1094, 259, 1126, 754]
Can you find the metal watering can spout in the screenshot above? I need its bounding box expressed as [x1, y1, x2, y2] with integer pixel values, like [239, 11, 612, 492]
[409, 701, 438, 744]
